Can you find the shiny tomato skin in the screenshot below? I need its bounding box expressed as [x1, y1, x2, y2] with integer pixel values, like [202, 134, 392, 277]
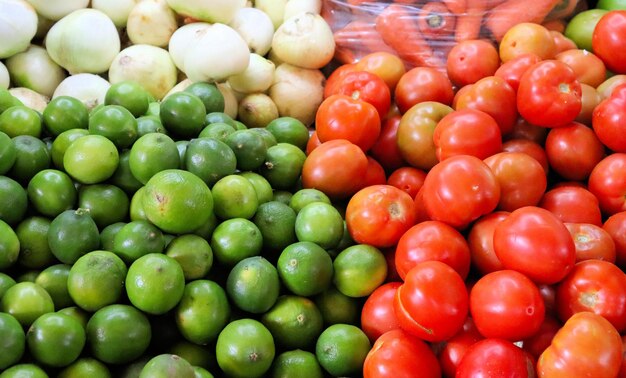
[620, 335, 626, 378]
[545, 122, 606, 181]
[576, 83, 602, 126]
[592, 10, 626, 74]
[494, 53, 542, 92]
[603, 211, 626, 269]
[433, 109, 503, 161]
[539, 185, 603, 226]
[468, 211, 509, 275]
[324, 63, 357, 98]
[363, 329, 441, 378]
[346, 184, 417, 248]
[362, 157, 387, 188]
[470, 270, 545, 341]
[446, 40, 500, 88]
[437, 318, 484, 378]
[554, 49, 607, 88]
[592, 83, 626, 153]
[537, 312, 623, 378]
[517, 60, 582, 128]
[305, 130, 321, 155]
[354, 52, 407, 93]
[565, 222, 616, 263]
[394, 261, 469, 342]
[386, 166, 426, 199]
[394, 67, 454, 114]
[506, 118, 549, 145]
[395, 220, 471, 280]
[301, 139, 368, 200]
[327, 70, 392, 119]
[493, 206, 576, 285]
[421, 154, 500, 230]
[361, 282, 401, 343]
[502, 138, 550, 175]
[556, 259, 626, 332]
[369, 115, 406, 172]
[588, 153, 626, 215]
[456, 338, 531, 378]
[522, 315, 562, 360]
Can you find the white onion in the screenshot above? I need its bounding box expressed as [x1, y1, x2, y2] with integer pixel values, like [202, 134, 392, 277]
[92, 0, 139, 28]
[9, 87, 48, 112]
[109, 44, 178, 101]
[163, 78, 192, 100]
[229, 7, 274, 56]
[53, 73, 111, 110]
[168, 22, 210, 72]
[255, 0, 288, 30]
[26, 0, 89, 21]
[227, 54, 275, 94]
[6, 45, 66, 97]
[238, 93, 279, 128]
[127, 0, 177, 48]
[272, 12, 335, 70]
[183, 23, 250, 83]
[269, 63, 324, 126]
[217, 83, 239, 119]
[0, 62, 9, 89]
[0, 0, 38, 59]
[165, 0, 246, 24]
[284, 0, 322, 20]
[45, 9, 121, 74]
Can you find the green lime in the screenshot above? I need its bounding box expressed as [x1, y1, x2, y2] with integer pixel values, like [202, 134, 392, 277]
[99, 222, 126, 251]
[270, 350, 323, 378]
[0, 364, 48, 378]
[48, 208, 100, 264]
[68, 251, 127, 312]
[78, 184, 130, 229]
[205, 112, 236, 128]
[185, 82, 225, 114]
[15, 216, 55, 269]
[215, 318, 275, 378]
[27, 169, 77, 218]
[328, 221, 355, 258]
[294, 202, 344, 250]
[249, 127, 277, 149]
[50, 128, 89, 170]
[56, 306, 90, 330]
[210, 218, 263, 267]
[86, 304, 151, 365]
[9, 135, 51, 184]
[166, 234, 213, 280]
[225, 129, 268, 171]
[1, 282, 54, 327]
[0, 313, 25, 370]
[0, 131, 16, 174]
[564, 9, 608, 52]
[146, 101, 160, 117]
[289, 188, 331, 213]
[0, 219, 19, 270]
[176, 140, 188, 168]
[184, 137, 237, 188]
[272, 190, 293, 206]
[253, 201, 297, 254]
[57, 358, 111, 378]
[0, 272, 16, 299]
[211, 175, 258, 220]
[0, 89, 24, 113]
[266, 117, 309, 151]
[193, 367, 214, 378]
[63, 134, 119, 184]
[169, 341, 214, 371]
[88, 105, 138, 149]
[233, 120, 248, 131]
[191, 212, 218, 240]
[109, 149, 143, 195]
[105, 81, 151, 117]
[598, 0, 626, 9]
[117, 356, 151, 378]
[35, 264, 73, 309]
[16, 271, 40, 283]
[139, 354, 195, 378]
[226, 256, 280, 314]
[0, 105, 42, 138]
[277, 241, 333, 297]
[259, 143, 306, 190]
[315, 324, 371, 377]
[129, 132, 180, 185]
[129, 186, 148, 221]
[198, 122, 236, 141]
[27, 312, 86, 367]
[112, 220, 164, 264]
[160, 92, 206, 139]
[0, 176, 28, 225]
[142, 169, 214, 234]
[261, 295, 323, 350]
[333, 244, 387, 297]
[126, 253, 185, 315]
[239, 172, 273, 205]
[314, 287, 361, 326]
[43, 96, 89, 136]
[175, 279, 230, 345]
[137, 115, 167, 136]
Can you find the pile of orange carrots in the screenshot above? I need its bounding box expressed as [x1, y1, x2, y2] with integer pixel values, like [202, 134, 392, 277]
[323, 0, 583, 71]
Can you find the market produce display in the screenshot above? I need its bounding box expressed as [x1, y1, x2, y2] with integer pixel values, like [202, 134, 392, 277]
[0, 0, 626, 377]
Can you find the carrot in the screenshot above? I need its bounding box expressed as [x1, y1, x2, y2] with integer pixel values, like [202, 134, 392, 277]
[544, 0, 578, 21]
[418, 1, 457, 39]
[542, 19, 567, 33]
[333, 19, 397, 64]
[454, 0, 486, 42]
[442, 0, 467, 15]
[485, 0, 561, 42]
[375, 4, 445, 70]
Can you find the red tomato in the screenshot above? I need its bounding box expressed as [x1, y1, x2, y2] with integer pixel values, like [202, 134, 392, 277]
[506, 118, 549, 145]
[517, 60, 582, 128]
[522, 315, 562, 360]
[324, 63, 357, 98]
[603, 211, 626, 269]
[437, 318, 484, 378]
[454, 76, 518, 136]
[556, 259, 626, 332]
[621, 335, 626, 378]
[301, 139, 368, 200]
[325, 70, 391, 119]
[363, 329, 441, 378]
[555, 49, 607, 88]
[539, 185, 603, 226]
[592, 83, 626, 153]
[361, 282, 401, 343]
[362, 157, 387, 188]
[383, 246, 402, 283]
[456, 338, 531, 378]
[305, 130, 321, 155]
[386, 166, 427, 199]
[470, 270, 545, 341]
[345, 184, 417, 248]
[502, 138, 550, 175]
[446, 40, 501, 88]
[576, 83, 602, 126]
[565, 223, 617, 263]
[550, 30, 578, 54]
[369, 115, 406, 171]
[421, 155, 500, 229]
[494, 53, 542, 92]
[493, 206, 576, 285]
[395, 220, 471, 280]
[588, 153, 626, 215]
[484, 151, 547, 212]
[354, 52, 407, 92]
[394, 261, 469, 342]
[545, 122, 606, 181]
[394, 67, 454, 114]
[539, 284, 558, 317]
[467, 212, 509, 275]
[433, 109, 502, 161]
[592, 10, 626, 74]
[537, 312, 623, 377]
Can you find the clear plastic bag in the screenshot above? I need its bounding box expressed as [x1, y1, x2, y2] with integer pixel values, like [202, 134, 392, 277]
[322, 0, 586, 70]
